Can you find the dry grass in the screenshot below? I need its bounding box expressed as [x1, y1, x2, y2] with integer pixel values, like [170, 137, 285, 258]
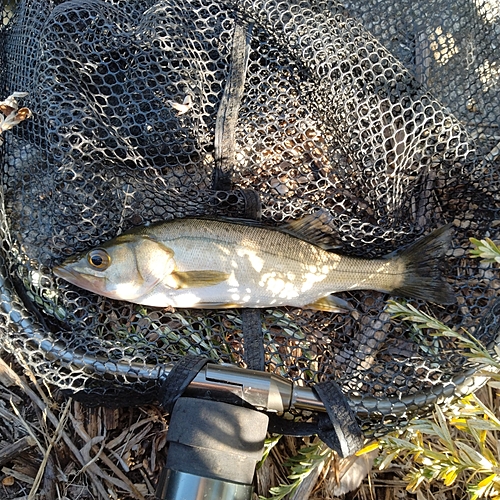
[0, 347, 495, 500]
[0, 352, 168, 500]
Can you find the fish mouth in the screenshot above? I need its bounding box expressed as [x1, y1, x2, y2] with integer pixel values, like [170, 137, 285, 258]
[52, 264, 81, 282]
[53, 265, 105, 294]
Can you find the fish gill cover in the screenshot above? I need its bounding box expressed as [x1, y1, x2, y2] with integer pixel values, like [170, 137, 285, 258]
[0, 0, 499, 436]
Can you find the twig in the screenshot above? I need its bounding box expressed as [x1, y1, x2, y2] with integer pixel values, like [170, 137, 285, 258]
[117, 423, 154, 458]
[79, 435, 107, 474]
[39, 452, 57, 500]
[9, 401, 45, 455]
[0, 436, 37, 467]
[1, 466, 35, 485]
[0, 358, 109, 499]
[28, 400, 72, 500]
[138, 467, 156, 495]
[106, 416, 156, 450]
[69, 412, 146, 499]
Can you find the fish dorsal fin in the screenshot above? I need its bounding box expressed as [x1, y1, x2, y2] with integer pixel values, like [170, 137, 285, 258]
[278, 211, 341, 250]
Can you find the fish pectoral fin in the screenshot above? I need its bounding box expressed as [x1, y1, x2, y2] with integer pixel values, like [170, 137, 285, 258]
[304, 295, 352, 313]
[169, 270, 230, 289]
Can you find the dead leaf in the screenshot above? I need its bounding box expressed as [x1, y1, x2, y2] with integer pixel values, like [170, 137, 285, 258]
[2, 475, 15, 486]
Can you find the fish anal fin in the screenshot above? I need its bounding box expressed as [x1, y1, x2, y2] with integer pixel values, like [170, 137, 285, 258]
[169, 270, 230, 289]
[304, 295, 352, 313]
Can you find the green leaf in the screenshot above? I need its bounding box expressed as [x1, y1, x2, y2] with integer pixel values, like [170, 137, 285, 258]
[470, 237, 500, 263]
[456, 441, 495, 470]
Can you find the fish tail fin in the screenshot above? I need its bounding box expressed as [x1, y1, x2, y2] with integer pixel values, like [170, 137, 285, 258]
[388, 224, 455, 304]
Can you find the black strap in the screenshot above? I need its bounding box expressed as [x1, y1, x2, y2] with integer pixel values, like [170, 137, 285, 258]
[211, 21, 265, 370]
[159, 355, 213, 414]
[267, 414, 320, 437]
[313, 380, 364, 457]
[212, 21, 253, 189]
[241, 308, 265, 370]
[240, 192, 264, 371]
[241, 189, 262, 220]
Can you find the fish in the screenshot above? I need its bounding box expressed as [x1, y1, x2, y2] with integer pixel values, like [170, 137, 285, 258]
[53, 215, 455, 312]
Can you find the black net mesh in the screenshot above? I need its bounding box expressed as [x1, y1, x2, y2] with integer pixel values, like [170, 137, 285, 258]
[0, 0, 499, 437]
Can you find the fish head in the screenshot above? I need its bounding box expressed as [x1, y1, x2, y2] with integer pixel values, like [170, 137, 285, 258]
[53, 234, 176, 302]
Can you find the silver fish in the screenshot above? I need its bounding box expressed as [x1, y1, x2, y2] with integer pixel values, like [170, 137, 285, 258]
[53, 216, 454, 311]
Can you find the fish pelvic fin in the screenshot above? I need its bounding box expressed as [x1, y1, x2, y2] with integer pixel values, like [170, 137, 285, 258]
[388, 224, 455, 304]
[169, 270, 230, 289]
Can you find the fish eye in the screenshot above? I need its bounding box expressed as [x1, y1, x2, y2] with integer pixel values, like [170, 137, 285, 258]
[87, 249, 111, 270]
